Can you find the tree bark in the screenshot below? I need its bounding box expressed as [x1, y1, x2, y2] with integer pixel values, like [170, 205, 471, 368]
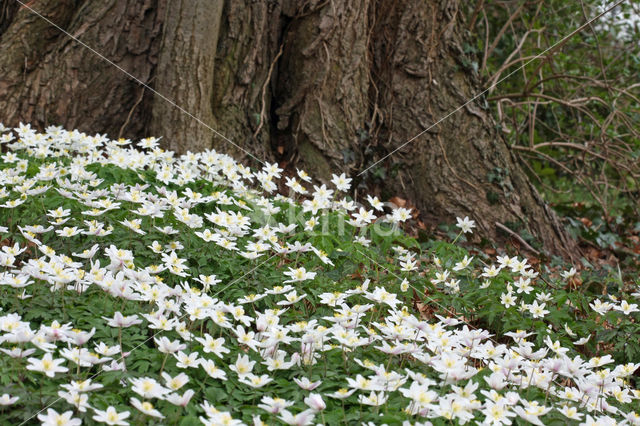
[0, 0, 163, 139]
[0, 0, 578, 258]
[149, 0, 281, 160]
[274, 0, 370, 179]
[149, 0, 224, 154]
[0, 0, 19, 36]
[272, 0, 575, 258]
[206, 0, 282, 161]
[365, 0, 576, 257]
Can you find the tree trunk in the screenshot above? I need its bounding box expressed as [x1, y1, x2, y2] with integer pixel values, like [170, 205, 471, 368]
[0, 0, 577, 258]
[274, 0, 370, 179]
[365, 0, 576, 257]
[149, 0, 224, 154]
[0, 0, 163, 139]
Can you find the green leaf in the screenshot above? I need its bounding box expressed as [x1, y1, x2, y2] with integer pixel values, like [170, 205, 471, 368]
[179, 415, 201, 426]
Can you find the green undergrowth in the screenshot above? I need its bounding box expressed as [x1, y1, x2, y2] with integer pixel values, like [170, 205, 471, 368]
[0, 125, 638, 425]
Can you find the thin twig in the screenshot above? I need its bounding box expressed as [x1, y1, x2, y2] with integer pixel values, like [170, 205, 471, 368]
[118, 87, 145, 139]
[253, 43, 284, 140]
[482, 1, 526, 73]
[495, 222, 541, 255]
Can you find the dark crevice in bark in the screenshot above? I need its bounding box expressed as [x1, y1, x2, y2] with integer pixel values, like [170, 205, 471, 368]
[198, 0, 279, 163]
[271, 12, 295, 168]
[268, 13, 291, 165]
[365, 0, 402, 188]
[273, 1, 371, 182]
[0, 0, 19, 37]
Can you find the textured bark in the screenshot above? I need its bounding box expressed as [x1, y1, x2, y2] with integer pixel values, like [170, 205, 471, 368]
[364, 0, 577, 256]
[0, 0, 19, 36]
[365, 0, 575, 257]
[149, 0, 223, 153]
[150, 0, 282, 160]
[0, 0, 163, 139]
[275, 0, 370, 179]
[0, 0, 578, 258]
[207, 0, 281, 161]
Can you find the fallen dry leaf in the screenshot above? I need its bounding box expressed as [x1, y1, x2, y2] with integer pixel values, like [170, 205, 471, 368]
[388, 196, 407, 208]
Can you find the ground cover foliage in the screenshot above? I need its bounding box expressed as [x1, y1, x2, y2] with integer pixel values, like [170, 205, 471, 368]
[0, 124, 638, 425]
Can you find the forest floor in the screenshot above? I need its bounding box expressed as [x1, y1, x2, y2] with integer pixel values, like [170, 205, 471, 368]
[0, 125, 638, 425]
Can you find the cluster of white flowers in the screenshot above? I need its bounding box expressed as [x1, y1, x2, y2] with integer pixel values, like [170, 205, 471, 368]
[0, 123, 638, 425]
